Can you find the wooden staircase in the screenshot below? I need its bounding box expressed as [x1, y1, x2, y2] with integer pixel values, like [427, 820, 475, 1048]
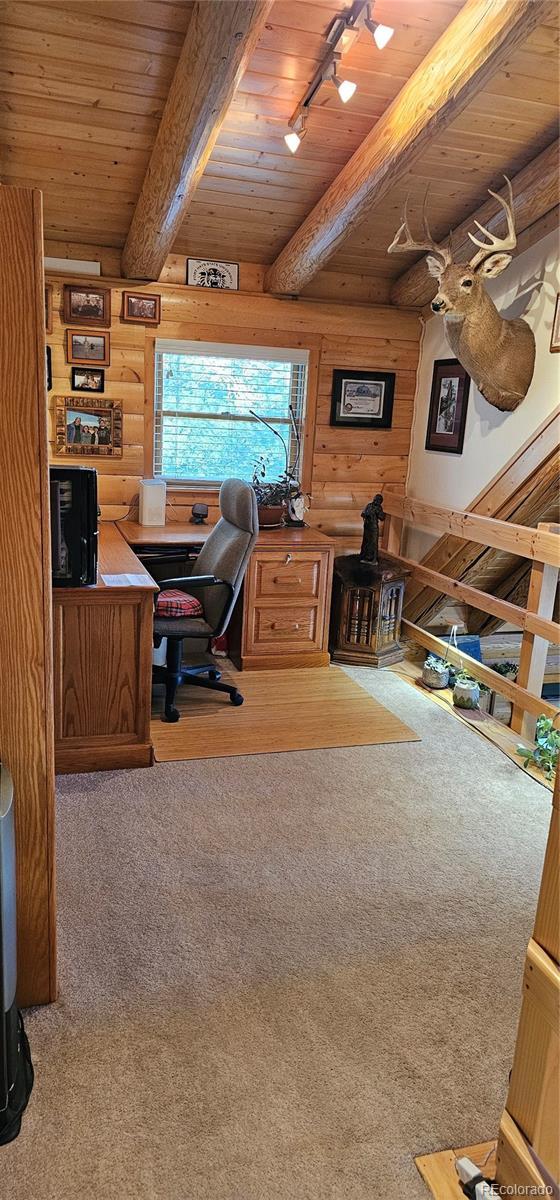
[404, 409, 560, 632]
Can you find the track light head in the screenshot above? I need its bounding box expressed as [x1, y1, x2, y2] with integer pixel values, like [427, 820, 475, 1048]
[330, 57, 357, 104]
[284, 109, 307, 154]
[284, 130, 302, 153]
[334, 75, 357, 103]
[364, 6, 394, 49]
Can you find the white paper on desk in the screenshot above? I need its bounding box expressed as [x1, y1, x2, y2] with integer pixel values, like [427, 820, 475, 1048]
[101, 573, 149, 587]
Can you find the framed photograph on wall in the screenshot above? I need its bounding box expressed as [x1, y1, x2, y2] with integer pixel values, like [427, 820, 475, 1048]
[45, 284, 53, 334]
[66, 329, 110, 366]
[63, 284, 111, 327]
[121, 291, 161, 325]
[330, 369, 395, 429]
[71, 367, 105, 394]
[425, 358, 470, 454]
[550, 293, 560, 352]
[186, 258, 239, 290]
[55, 396, 122, 457]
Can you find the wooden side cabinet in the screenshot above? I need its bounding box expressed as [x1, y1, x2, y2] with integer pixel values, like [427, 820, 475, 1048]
[53, 525, 157, 773]
[231, 527, 335, 670]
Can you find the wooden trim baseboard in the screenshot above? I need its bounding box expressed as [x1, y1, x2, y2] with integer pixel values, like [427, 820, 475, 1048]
[55, 743, 153, 774]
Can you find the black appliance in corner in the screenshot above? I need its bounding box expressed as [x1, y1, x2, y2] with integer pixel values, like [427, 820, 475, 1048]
[0, 763, 34, 1145]
[50, 466, 98, 587]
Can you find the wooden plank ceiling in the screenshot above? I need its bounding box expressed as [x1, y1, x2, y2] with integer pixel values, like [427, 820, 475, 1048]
[0, 0, 558, 281]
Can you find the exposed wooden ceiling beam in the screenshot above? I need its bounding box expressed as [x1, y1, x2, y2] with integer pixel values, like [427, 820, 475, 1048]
[391, 139, 560, 308]
[264, 0, 551, 297]
[122, 0, 272, 281]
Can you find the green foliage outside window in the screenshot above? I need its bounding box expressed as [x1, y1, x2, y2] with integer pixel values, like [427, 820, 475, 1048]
[159, 353, 300, 483]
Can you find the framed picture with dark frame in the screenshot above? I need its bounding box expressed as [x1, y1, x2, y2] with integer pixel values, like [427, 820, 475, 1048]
[55, 395, 122, 458]
[425, 358, 470, 454]
[66, 329, 110, 366]
[71, 366, 105, 394]
[45, 284, 53, 334]
[330, 369, 395, 429]
[186, 258, 239, 290]
[121, 291, 161, 325]
[63, 283, 111, 328]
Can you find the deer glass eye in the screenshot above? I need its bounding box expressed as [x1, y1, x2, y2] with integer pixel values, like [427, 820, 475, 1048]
[461, 278, 473, 288]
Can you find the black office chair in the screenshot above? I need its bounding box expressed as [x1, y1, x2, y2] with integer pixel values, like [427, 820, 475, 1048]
[153, 478, 258, 722]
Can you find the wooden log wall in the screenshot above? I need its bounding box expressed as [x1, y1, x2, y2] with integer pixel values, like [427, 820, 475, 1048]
[45, 255, 420, 553]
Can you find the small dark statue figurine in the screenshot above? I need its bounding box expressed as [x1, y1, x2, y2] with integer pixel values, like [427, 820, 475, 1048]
[360, 493, 385, 566]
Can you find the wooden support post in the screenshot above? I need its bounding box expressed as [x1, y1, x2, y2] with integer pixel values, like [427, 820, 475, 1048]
[510, 523, 559, 740]
[0, 186, 56, 1005]
[384, 514, 403, 557]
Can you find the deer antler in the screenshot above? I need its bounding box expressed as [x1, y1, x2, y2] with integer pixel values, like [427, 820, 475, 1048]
[388, 189, 452, 268]
[467, 176, 517, 269]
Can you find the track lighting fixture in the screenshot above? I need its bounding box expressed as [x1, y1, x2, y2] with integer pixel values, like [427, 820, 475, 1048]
[284, 109, 307, 154]
[283, 3, 395, 155]
[330, 58, 357, 104]
[364, 5, 394, 49]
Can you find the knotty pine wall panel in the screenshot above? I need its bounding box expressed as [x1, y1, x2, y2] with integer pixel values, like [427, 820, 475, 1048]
[46, 267, 420, 549]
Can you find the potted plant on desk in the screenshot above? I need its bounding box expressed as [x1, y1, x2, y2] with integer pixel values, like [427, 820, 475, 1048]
[250, 405, 305, 528]
[251, 458, 289, 527]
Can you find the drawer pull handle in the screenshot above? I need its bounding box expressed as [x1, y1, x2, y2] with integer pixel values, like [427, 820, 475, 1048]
[271, 622, 300, 631]
[273, 576, 302, 585]
[284, 553, 292, 565]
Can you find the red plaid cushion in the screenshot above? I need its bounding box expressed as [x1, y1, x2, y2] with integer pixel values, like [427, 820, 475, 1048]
[155, 589, 203, 618]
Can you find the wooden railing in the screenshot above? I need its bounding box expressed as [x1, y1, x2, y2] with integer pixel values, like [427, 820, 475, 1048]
[381, 493, 560, 738]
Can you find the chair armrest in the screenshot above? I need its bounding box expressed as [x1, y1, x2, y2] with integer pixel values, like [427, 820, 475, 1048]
[157, 575, 229, 591]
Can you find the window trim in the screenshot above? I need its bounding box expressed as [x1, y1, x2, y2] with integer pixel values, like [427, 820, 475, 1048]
[145, 327, 320, 496]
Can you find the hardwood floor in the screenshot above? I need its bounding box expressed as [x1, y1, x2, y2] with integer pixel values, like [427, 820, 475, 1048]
[151, 662, 418, 762]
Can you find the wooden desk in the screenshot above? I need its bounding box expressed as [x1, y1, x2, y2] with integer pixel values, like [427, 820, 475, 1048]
[121, 521, 335, 671]
[53, 523, 158, 773]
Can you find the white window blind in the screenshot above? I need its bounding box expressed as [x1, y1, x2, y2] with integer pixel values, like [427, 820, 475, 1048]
[153, 340, 309, 486]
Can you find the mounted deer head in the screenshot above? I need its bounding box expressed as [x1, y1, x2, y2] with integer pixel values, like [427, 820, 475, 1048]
[388, 179, 536, 412]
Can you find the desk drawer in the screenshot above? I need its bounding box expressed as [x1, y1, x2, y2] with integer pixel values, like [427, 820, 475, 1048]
[253, 551, 327, 601]
[248, 604, 322, 654]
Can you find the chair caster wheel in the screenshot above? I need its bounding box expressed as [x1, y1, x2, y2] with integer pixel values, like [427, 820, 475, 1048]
[163, 706, 180, 723]
[230, 691, 244, 706]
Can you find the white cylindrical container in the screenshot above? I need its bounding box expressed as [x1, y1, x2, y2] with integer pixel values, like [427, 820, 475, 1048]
[139, 477, 166, 526]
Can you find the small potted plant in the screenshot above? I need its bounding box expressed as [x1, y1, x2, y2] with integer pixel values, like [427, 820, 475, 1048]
[250, 403, 303, 528]
[517, 715, 560, 782]
[422, 654, 450, 689]
[453, 670, 480, 710]
[251, 456, 288, 527]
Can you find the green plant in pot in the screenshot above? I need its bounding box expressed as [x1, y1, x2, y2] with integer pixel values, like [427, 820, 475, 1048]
[517, 715, 560, 782]
[453, 670, 480, 710]
[251, 455, 288, 527]
[422, 654, 450, 689]
[250, 405, 302, 528]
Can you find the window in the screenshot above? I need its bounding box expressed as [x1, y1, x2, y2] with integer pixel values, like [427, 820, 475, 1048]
[153, 340, 308, 486]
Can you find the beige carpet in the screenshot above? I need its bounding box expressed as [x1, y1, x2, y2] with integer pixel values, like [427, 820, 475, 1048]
[151, 663, 418, 761]
[2, 669, 551, 1200]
